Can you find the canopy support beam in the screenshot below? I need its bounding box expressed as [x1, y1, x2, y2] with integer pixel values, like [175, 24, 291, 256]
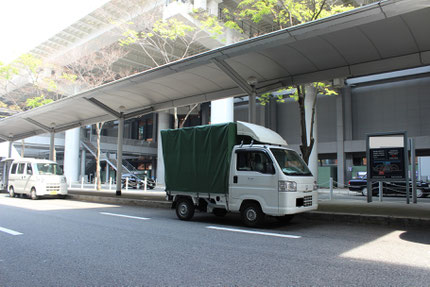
[212, 58, 257, 123]
[86, 98, 121, 118]
[25, 118, 51, 132]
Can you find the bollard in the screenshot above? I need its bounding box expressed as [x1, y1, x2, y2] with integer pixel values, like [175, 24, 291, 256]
[109, 177, 112, 190]
[81, 177, 84, 189]
[379, 182, 383, 202]
[94, 178, 97, 190]
[329, 177, 333, 200]
[144, 177, 147, 192]
[126, 177, 129, 191]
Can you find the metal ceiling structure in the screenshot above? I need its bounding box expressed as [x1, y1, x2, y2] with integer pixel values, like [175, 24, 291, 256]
[0, 0, 429, 142]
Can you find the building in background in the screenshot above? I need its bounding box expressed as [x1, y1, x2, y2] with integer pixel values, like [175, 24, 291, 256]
[2, 0, 430, 187]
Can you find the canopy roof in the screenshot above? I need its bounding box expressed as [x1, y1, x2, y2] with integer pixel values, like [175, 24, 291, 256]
[237, 121, 288, 146]
[0, 0, 429, 142]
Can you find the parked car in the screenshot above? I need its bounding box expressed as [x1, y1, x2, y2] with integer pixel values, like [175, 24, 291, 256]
[348, 175, 429, 198]
[8, 158, 68, 199]
[121, 173, 155, 190]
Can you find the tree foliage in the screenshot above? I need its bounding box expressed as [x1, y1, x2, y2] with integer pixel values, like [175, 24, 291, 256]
[230, 0, 354, 32]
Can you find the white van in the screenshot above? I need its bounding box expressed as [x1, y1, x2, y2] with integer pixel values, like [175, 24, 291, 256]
[8, 158, 67, 199]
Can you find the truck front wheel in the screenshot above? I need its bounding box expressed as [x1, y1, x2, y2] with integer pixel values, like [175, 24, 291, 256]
[241, 203, 264, 227]
[175, 198, 195, 221]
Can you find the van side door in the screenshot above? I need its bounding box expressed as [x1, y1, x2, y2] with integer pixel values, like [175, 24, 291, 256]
[15, 163, 26, 193]
[230, 149, 279, 215]
[9, 163, 18, 191]
[23, 163, 34, 193]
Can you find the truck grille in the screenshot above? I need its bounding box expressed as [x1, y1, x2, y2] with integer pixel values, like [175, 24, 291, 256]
[46, 184, 60, 192]
[303, 195, 312, 207]
[296, 195, 313, 207]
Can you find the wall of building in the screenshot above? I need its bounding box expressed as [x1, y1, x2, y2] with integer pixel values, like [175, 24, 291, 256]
[352, 77, 430, 140]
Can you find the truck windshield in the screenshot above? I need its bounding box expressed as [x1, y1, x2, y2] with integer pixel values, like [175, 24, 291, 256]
[270, 148, 312, 176]
[36, 163, 63, 175]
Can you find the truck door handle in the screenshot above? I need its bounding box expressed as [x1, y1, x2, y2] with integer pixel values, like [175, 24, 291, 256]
[248, 177, 254, 180]
[233, 176, 238, 184]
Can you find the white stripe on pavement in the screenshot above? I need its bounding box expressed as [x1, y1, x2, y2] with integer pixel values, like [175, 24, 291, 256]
[100, 212, 150, 220]
[0, 226, 23, 236]
[206, 226, 301, 239]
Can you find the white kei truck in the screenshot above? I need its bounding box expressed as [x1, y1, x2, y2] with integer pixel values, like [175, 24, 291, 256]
[161, 121, 318, 227]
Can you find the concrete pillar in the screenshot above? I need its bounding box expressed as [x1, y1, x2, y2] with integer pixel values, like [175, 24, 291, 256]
[207, 0, 222, 16]
[49, 132, 55, 161]
[211, 98, 234, 124]
[8, 141, 12, 158]
[116, 115, 125, 196]
[305, 84, 318, 181]
[193, 0, 207, 10]
[343, 86, 353, 181]
[64, 128, 80, 182]
[157, 112, 170, 185]
[80, 149, 86, 181]
[105, 162, 110, 184]
[152, 113, 157, 142]
[248, 89, 257, 124]
[336, 91, 345, 188]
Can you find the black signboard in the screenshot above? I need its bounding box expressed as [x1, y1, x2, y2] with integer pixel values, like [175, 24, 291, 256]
[369, 147, 404, 180]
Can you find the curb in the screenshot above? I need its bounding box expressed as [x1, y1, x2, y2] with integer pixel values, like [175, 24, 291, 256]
[67, 194, 171, 209]
[301, 211, 430, 228]
[67, 194, 430, 228]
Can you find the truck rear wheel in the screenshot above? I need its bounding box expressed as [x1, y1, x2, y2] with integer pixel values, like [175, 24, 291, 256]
[241, 203, 264, 227]
[175, 198, 195, 221]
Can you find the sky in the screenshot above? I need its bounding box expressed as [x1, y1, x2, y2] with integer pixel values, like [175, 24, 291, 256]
[0, 0, 110, 63]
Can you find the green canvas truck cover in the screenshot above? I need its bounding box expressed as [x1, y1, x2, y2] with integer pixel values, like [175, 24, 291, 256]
[161, 122, 237, 194]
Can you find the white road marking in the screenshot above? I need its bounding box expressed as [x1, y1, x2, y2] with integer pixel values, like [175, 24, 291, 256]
[0, 226, 23, 236]
[206, 226, 301, 239]
[100, 212, 150, 220]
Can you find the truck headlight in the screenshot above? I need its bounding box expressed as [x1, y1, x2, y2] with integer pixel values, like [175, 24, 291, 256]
[279, 180, 297, 192]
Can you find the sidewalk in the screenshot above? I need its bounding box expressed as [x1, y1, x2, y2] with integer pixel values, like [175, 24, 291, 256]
[67, 188, 430, 227]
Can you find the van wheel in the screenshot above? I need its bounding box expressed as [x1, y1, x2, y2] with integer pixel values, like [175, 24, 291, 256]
[30, 188, 38, 200]
[241, 203, 265, 227]
[9, 186, 15, 198]
[276, 214, 294, 224]
[213, 208, 227, 217]
[175, 198, 195, 221]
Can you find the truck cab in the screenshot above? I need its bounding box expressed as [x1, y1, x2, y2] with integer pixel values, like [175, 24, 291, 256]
[228, 145, 317, 225]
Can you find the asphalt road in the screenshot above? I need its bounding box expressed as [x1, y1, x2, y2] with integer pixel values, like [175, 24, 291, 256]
[0, 194, 429, 286]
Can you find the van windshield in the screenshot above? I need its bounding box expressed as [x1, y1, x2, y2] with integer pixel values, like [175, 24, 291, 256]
[35, 163, 63, 175]
[270, 148, 312, 176]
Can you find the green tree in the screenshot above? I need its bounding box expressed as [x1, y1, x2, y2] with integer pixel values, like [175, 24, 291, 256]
[25, 95, 53, 109]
